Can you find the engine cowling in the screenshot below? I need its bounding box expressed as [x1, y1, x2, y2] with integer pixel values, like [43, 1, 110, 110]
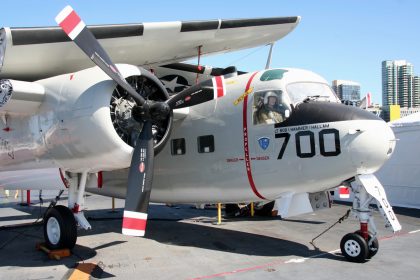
[32, 64, 172, 173]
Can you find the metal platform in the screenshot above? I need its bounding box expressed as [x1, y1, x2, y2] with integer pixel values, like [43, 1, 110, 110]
[1, 190, 420, 280]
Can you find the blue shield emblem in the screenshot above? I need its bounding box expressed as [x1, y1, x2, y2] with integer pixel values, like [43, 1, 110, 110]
[258, 137, 270, 150]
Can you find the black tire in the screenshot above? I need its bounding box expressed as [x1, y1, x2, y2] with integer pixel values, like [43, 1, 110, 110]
[43, 205, 77, 250]
[354, 230, 379, 258]
[340, 233, 369, 263]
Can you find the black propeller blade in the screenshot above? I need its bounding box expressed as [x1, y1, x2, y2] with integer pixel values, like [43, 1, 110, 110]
[55, 6, 145, 106]
[122, 121, 154, 236]
[166, 76, 226, 110]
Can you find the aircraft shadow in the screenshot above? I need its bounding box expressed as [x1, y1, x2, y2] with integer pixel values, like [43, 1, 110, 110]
[0, 204, 344, 269]
[82, 205, 336, 260]
[393, 206, 420, 219]
[145, 219, 326, 258]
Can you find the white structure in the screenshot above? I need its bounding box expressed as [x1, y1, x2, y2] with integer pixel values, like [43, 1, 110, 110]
[375, 112, 420, 209]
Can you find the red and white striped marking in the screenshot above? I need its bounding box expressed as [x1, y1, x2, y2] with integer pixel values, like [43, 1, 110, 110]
[339, 186, 350, 199]
[242, 72, 266, 200]
[55, 5, 86, 40]
[122, 210, 147, 236]
[212, 76, 226, 99]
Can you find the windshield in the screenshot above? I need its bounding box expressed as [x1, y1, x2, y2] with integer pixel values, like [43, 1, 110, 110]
[286, 82, 339, 104]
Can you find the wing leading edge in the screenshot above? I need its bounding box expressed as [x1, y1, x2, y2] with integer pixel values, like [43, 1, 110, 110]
[0, 16, 300, 80]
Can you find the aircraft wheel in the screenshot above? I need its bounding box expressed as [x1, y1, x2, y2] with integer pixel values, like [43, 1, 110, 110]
[355, 230, 379, 258]
[43, 205, 77, 250]
[340, 233, 368, 263]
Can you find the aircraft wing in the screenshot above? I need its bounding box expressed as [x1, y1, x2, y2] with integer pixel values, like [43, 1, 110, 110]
[0, 16, 300, 81]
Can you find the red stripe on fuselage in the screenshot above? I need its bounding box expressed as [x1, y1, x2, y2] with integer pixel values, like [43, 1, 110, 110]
[122, 217, 147, 231]
[242, 72, 266, 200]
[215, 76, 224, 98]
[59, 10, 81, 36]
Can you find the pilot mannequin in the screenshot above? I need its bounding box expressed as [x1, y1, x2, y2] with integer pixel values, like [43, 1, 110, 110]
[254, 91, 284, 124]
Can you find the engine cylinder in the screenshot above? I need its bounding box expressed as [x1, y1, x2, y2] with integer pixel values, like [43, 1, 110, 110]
[109, 67, 173, 155]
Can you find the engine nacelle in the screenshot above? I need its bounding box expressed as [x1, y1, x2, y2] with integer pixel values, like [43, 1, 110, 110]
[30, 64, 171, 173]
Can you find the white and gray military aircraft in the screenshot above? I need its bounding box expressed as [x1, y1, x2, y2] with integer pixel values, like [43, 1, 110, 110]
[0, 6, 401, 263]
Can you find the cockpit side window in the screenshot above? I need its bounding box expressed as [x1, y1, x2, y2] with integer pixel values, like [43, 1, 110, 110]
[253, 90, 291, 125]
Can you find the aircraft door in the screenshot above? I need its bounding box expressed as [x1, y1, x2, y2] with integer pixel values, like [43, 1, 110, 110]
[247, 90, 292, 180]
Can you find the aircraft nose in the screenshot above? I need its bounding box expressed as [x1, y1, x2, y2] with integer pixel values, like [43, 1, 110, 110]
[347, 117, 396, 174]
[276, 102, 396, 174]
[277, 102, 395, 174]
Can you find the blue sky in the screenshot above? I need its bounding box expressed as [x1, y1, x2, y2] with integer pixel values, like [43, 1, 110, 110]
[1, 0, 419, 105]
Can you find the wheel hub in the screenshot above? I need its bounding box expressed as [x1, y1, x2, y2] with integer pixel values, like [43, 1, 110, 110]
[46, 217, 61, 245]
[344, 239, 361, 257]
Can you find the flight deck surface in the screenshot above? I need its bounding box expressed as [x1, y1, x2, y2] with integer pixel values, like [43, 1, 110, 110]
[1, 191, 419, 280]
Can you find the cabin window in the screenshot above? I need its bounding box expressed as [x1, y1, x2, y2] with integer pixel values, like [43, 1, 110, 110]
[171, 138, 186, 155]
[197, 135, 215, 153]
[253, 90, 291, 125]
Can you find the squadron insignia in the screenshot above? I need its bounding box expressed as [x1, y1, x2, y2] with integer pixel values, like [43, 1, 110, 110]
[258, 137, 270, 150]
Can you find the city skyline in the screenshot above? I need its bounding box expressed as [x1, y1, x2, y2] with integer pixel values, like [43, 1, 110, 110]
[1, 0, 419, 105]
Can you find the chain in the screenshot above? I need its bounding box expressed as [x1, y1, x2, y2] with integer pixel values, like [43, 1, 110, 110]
[309, 209, 351, 249]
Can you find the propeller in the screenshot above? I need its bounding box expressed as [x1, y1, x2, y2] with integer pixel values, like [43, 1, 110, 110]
[55, 6, 146, 106]
[56, 6, 226, 236]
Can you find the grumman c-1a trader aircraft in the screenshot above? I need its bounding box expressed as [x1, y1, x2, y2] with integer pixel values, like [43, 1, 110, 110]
[0, 6, 401, 263]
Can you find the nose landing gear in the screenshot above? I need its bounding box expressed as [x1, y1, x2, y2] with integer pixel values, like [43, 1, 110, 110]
[340, 174, 401, 263]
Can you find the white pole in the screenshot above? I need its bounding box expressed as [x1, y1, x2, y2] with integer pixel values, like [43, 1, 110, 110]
[265, 43, 275, 69]
[76, 171, 88, 208]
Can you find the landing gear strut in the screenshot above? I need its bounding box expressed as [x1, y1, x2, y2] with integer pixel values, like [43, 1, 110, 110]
[340, 174, 401, 262]
[43, 171, 92, 250]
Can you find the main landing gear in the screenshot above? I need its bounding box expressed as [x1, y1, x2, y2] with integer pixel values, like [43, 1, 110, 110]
[43, 171, 92, 250]
[44, 205, 77, 249]
[339, 174, 401, 263]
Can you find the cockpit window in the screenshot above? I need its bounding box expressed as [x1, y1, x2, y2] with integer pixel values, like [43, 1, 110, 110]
[253, 90, 291, 125]
[286, 82, 339, 104]
[260, 69, 288, 81]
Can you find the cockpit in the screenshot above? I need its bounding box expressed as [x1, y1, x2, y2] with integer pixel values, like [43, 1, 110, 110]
[253, 90, 291, 125]
[253, 69, 339, 125]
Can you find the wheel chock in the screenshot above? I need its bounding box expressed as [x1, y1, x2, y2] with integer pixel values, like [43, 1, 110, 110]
[36, 243, 71, 260]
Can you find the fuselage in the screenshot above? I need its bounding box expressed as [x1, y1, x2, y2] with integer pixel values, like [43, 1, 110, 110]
[0, 66, 395, 204]
[150, 69, 395, 203]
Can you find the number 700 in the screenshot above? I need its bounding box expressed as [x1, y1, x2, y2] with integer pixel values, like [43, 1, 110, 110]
[275, 128, 341, 159]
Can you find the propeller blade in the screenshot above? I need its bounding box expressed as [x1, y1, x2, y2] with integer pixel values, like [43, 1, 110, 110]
[166, 76, 226, 109]
[55, 5, 145, 105]
[122, 121, 154, 236]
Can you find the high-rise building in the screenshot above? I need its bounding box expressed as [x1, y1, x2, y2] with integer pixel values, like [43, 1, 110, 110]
[332, 80, 360, 101]
[382, 60, 417, 107]
[414, 76, 420, 107]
